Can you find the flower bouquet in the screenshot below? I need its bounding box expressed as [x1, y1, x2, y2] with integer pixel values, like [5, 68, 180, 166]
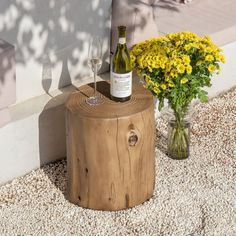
[130, 32, 225, 159]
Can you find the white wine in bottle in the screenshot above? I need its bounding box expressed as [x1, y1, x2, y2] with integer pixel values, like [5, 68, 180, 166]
[111, 26, 132, 102]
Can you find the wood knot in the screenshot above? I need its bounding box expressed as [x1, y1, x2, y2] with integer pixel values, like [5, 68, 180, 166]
[128, 131, 138, 146]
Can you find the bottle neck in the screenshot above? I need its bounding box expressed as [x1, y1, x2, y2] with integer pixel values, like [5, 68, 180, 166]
[118, 26, 126, 45]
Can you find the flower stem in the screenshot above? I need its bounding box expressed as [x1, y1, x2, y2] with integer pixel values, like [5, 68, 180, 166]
[168, 109, 190, 159]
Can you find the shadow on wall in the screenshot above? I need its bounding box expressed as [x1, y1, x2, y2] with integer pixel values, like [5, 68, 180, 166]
[0, 0, 179, 94]
[38, 92, 68, 194]
[0, 40, 15, 87]
[0, 0, 112, 188]
[38, 55, 108, 169]
[38, 51, 80, 166]
[0, 0, 111, 98]
[0, 40, 15, 127]
[38, 98, 67, 166]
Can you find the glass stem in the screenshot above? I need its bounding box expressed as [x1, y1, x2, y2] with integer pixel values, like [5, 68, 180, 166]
[94, 64, 97, 97]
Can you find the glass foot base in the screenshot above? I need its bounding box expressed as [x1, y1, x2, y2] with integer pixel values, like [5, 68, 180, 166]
[86, 96, 104, 105]
[167, 153, 189, 160]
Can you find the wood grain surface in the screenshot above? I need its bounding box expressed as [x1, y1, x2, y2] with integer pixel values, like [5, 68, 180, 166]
[66, 81, 155, 211]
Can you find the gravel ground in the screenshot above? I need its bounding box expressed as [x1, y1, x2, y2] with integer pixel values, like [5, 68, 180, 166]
[0, 89, 236, 236]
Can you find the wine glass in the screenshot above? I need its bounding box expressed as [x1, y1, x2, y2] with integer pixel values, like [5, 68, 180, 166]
[86, 36, 104, 105]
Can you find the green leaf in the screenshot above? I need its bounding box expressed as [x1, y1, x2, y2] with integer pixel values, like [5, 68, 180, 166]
[198, 90, 208, 103]
[158, 98, 164, 111]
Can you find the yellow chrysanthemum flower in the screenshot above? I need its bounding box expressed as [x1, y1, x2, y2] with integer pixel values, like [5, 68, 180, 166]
[186, 65, 192, 74]
[130, 55, 136, 62]
[130, 31, 224, 99]
[177, 64, 185, 74]
[170, 70, 178, 78]
[204, 47, 213, 53]
[153, 86, 161, 94]
[221, 56, 226, 63]
[176, 41, 183, 47]
[182, 55, 191, 64]
[217, 54, 226, 63]
[205, 55, 214, 62]
[161, 84, 167, 90]
[184, 44, 192, 51]
[180, 77, 189, 84]
[144, 74, 151, 81]
[168, 82, 175, 87]
[165, 77, 170, 82]
[208, 64, 216, 73]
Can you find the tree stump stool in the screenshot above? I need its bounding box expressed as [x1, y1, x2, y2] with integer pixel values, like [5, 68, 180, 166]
[66, 81, 155, 211]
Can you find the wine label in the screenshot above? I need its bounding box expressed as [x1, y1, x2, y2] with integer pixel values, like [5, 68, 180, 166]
[111, 72, 132, 98]
[119, 37, 126, 44]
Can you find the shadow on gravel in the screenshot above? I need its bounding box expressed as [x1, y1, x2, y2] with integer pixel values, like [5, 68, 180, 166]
[42, 160, 68, 194]
[155, 128, 168, 155]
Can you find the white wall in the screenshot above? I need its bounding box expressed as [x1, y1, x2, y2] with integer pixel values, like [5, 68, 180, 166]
[0, 0, 111, 103]
[0, 98, 66, 184]
[0, 114, 41, 184]
[206, 41, 236, 96]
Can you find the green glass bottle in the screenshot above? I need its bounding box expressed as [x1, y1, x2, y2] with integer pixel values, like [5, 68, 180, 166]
[111, 26, 132, 102]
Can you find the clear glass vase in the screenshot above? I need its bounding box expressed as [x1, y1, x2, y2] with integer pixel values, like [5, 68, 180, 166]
[167, 118, 190, 159]
[161, 104, 193, 160]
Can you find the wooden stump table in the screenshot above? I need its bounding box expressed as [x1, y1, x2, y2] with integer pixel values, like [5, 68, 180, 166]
[66, 81, 155, 211]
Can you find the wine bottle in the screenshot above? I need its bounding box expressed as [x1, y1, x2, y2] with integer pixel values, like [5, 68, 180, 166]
[111, 26, 132, 102]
